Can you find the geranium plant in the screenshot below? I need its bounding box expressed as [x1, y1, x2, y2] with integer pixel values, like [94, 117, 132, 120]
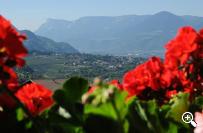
[0, 15, 202, 133]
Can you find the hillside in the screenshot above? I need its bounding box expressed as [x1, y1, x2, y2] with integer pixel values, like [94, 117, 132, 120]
[21, 30, 79, 53]
[35, 11, 203, 56]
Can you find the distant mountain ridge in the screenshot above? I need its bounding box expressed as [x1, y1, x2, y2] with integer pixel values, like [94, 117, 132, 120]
[35, 11, 203, 56]
[21, 30, 79, 54]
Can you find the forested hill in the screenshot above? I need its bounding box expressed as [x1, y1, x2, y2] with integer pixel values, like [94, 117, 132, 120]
[21, 30, 79, 54]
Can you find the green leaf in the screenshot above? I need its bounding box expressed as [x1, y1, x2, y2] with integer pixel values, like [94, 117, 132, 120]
[16, 108, 25, 121]
[84, 89, 129, 121]
[85, 102, 117, 120]
[194, 96, 203, 109]
[53, 77, 88, 106]
[139, 100, 165, 133]
[53, 89, 85, 124]
[123, 119, 130, 133]
[53, 77, 88, 122]
[134, 99, 149, 126]
[166, 93, 190, 123]
[127, 99, 151, 133]
[62, 77, 88, 102]
[84, 87, 130, 133]
[166, 122, 178, 133]
[114, 91, 129, 119]
[53, 89, 71, 107]
[25, 121, 33, 129]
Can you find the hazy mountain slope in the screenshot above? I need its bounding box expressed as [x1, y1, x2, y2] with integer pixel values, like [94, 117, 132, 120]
[21, 30, 79, 53]
[35, 11, 203, 56]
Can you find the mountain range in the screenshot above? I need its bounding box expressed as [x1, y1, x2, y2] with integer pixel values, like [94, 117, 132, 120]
[21, 30, 79, 54]
[35, 11, 203, 56]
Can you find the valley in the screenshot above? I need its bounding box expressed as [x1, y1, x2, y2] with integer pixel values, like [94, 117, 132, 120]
[17, 52, 145, 89]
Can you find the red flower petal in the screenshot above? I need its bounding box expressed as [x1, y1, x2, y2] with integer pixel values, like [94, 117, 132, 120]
[15, 82, 54, 116]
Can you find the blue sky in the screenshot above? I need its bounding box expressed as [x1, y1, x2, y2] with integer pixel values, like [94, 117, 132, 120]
[0, 0, 202, 31]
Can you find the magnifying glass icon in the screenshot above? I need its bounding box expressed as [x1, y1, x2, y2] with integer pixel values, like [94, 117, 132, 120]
[182, 112, 197, 127]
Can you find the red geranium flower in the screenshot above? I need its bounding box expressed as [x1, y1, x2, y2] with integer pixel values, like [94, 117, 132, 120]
[193, 29, 203, 59]
[0, 15, 28, 93]
[2, 66, 19, 91]
[0, 15, 27, 63]
[123, 57, 164, 96]
[165, 26, 198, 67]
[15, 82, 54, 116]
[160, 68, 175, 88]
